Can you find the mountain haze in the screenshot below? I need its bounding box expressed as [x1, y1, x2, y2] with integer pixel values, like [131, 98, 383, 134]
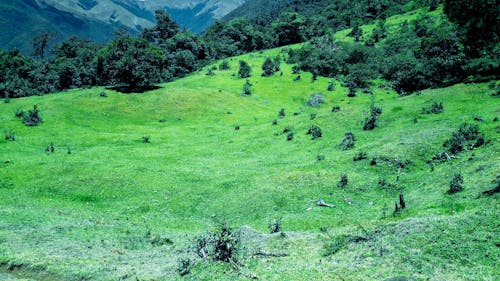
[0, 0, 246, 54]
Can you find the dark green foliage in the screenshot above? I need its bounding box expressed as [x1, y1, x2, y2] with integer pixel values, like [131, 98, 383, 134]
[142, 136, 151, 143]
[327, 81, 335, 91]
[97, 37, 165, 91]
[399, 193, 406, 209]
[99, 92, 107, 98]
[272, 119, 278, 125]
[482, 177, 500, 196]
[353, 152, 368, 161]
[272, 12, 306, 46]
[349, 22, 363, 42]
[443, 123, 485, 154]
[444, 0, 499, 57]
[287, 132, 294, 141]
[177, 258, 194, 276]
[340, 132, 356, 150]
[294, 75, 301, 81]
[3, 93, 10, 103]
[422, 102, 444, 114]
[371, 20, 387, 43]
[448, 173, 464, 194]
[15, 109, 24, 118]
[242, 79, 252, 95]
[23, 105, 42, 126]
[338, 174, 348, 188]
[262, 58, 277, 77]
[306, 93, 325, 107]
[45, 142, 55, 154]
[4, 130, 15, 141]
[206, 69, 215, 76]
[307, 125, 322, 139]
[332, 106, 341, 112]
[219, 60, 230, 70]
[292, 65, 301, 74]
[268, 218, 282, 233]
[363, 96, 382, 130]
[279, 108, 285, 118]
[238, 60, 252, 78]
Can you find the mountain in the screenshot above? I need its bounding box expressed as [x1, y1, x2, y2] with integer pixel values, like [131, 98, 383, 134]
[0, 0, 246, 54]
[223, 0, 331, 23]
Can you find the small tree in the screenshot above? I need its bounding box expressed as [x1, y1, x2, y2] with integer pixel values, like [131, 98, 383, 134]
[363, 95, 382, 130]
[448, 173, 464, 194]
[238, 60, 252, 78]
[262, 58, 276, 77]
[338, 174, 348, 188]
[242, 79, 252, 95]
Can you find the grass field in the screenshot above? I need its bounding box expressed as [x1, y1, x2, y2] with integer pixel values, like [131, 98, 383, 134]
[0, 43, 499, 280]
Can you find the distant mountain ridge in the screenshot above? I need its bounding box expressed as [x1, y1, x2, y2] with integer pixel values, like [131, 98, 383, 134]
[0, 0, 246, 54]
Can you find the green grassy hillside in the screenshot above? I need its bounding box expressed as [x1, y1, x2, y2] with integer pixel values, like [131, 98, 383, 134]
[0, 44, 499, 280]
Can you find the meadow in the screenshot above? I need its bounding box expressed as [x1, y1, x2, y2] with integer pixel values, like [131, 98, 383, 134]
[0, 46, 499, 280]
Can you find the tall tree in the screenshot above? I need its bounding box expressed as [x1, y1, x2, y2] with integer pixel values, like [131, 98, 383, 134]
[31, 31, 57, 60]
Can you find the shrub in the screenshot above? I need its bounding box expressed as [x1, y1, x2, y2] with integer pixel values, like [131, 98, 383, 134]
[422, 102, 443, 114]
[242, 79, 252, 95]
[287, 132, 294, 141]
[4, 130, 15, 141]
[219, 60, 230, 70]
[206, 69, 215, 76]
[443, 123, 484, 154]
[272, 119, 278, 125]
[23, 105, 43, 126]
[448, 173, 464, 194]
[279, 108, 286, 118]
[292, 65, 300, 74]
[363, 96, 382, 130]
[310, 113, 317, 120]
[307, 125, 322, 139]
[327, 80, 335, 91]
[262, 58, 277, 77]
[306, 93, 325, 107]
[15, 109, 25, 118]
[340, 132, 356, 150]
[142, 136, 151, 143]
[238, 60, 251, 78]
[177, 258, 194, 276]
[203, 219, 241, 263]
[99, 91, 108, 97]
[353, 152, 367, 161]
[3, 93, 10, 103]
[331, 106, 341, 112]
[338, 174, 348, 188]
[268, 218, 282, 233]
[294, 75, 301, 81]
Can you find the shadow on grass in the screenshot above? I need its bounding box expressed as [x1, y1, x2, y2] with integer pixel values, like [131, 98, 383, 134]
[107, 85, 162, 94]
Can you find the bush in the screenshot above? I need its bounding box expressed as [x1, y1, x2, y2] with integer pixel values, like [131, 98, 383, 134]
[15, 109, 25, 118]
[363, 96, 382, 130]
[327, 80, 335, 91]
[306, 93, 325, 107]
[268, 218, 282, 233]
[294, 75, 301, 81]
[287, 132, 294, 141]
[142, 136, 151, 143]
[4, 130, 15, 141]
[219, 60, 230, 70]
[279, 108, 286, 118]
[448, 173, 464, 194]
[177, 258, 194, 276]
[443, 123, 484, 154]
[262, 57, 277, 77]
[99, 91, 108, 97]
[23, 105, 43, 126]
[242, 79, 252, 95]
[307, 125, 322, 139]
[331, 106, 341, 112]
[353, 152, 367, 161]
[337, 174, 348, 188]
[238, 60, 252, 78]
[194, 219, 241, 263]
[340, 132, 356, 150]
[206, 69, 215, 76]
[422, 102, 443, 114]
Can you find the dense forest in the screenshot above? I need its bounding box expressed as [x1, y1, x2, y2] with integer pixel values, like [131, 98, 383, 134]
[0, 0, 498, 98]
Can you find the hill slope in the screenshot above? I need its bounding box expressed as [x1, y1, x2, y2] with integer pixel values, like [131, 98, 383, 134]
[0, 40, 499, 279]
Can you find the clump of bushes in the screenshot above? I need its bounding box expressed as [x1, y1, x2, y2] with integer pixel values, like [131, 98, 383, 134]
[307, 125, 322, 139]
[261, 57, 280, 77]
[448, 173, 464, 194]
[23, 105, 43, 126]
[443, 123, 484, 154]
[422, 102, 443, 114]
[340, 132, 356, 150]
[306, 93, 325, 107]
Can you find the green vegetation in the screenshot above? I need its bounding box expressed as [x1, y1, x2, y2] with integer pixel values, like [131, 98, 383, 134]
[0, 46, 498, 279]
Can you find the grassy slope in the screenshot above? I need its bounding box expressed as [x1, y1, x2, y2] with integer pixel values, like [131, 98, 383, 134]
[0, 17, 499, 281]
